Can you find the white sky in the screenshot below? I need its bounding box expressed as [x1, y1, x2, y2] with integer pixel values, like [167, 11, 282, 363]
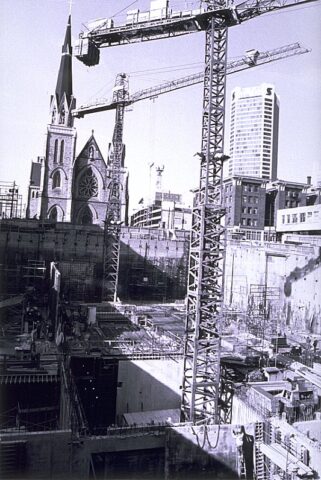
[0, 0, 320, 213]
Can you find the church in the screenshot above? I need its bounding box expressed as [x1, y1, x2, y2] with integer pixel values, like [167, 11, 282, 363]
[26, 16, 129, 226]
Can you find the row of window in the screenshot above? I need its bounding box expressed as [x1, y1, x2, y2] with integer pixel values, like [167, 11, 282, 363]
[243, 185, 260, 193]
[285, 200, 299, 208]
[286, 190, 299, 198]
[242, 207, 258, 214]
[242, 196, 259, 204]
[241, 218, 258, 227]
[281, 210, 319, 224]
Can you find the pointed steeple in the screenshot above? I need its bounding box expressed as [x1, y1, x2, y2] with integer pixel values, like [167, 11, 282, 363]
[55, 15, 73, 108]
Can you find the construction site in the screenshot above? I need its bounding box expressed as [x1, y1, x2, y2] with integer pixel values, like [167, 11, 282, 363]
[1, 0, 321, 479]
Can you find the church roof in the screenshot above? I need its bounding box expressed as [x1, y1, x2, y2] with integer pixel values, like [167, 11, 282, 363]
[55, 15, 73, 108]
[76, 132, 105, 163]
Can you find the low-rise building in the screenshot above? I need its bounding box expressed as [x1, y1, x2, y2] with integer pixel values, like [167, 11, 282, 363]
[130, 191, 191, 230]
[223, 176, 320, 241]
[276, 204, 321, 235]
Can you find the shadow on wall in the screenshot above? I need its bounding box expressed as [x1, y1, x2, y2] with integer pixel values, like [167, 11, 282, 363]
[87, 423, 254, 480]
[0, 220, 189, 302]
[284, 252, 321, 297]
[165, 424, 255, 480]
[118, 241, 188, 302]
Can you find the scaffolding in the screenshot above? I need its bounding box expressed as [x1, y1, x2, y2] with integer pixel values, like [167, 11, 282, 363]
[247, 284, 280, 340]
[0, 182, 23, 219]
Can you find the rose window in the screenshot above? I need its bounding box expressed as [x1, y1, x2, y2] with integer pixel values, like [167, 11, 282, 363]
[79, 169, 98, 198]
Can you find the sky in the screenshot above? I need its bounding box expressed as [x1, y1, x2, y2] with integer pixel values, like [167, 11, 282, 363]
[0, 0, 320, 213]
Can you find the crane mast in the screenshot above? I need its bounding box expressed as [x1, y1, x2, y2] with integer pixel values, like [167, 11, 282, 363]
[180, 0, 228, 425]
[102, 73, 128, 302]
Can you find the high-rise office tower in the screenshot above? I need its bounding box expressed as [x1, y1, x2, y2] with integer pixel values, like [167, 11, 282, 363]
[228, 84, 280, 180]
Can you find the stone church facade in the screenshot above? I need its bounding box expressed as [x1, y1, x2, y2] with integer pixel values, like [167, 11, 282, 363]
[26, 15, 128, 227]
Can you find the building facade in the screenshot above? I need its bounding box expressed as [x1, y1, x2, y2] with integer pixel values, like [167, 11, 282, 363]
[223, 176, 320, 241]
[26, 16, 128, 227]
[277, 204, 321, 235]
[228, 84, 279, 180]
[130, 192, 191, 230]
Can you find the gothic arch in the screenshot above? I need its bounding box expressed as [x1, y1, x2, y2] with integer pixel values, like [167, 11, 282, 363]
[48, 204, 64, 222]
[52, 171, 61, 189]
[76, 166, 104, 199]
[50, 167, 67, 183]
[76, 204, 98, 225]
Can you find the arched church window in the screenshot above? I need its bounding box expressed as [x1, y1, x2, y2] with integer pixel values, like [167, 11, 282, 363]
[52, 108, 56, 124]
[49, 207, 57, 222]
[80, 206, 93, 225]
[54, 139, 58, 163]
[59, 140, 64, 164]
[78, 168, 98, 198]
[52, 171, 61, 189]
[89, 146, 95, 159]
[32, 191, 35, 198]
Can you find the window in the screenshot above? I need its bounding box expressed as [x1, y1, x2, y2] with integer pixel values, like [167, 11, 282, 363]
[248, 207, 252, 214]
[52, 171, 61, 189]
[89, 146, 95, 159]
[254, 197, 259, 204]
[243, 196, 247, 203]
[292, 214, 298, 223]
[287, 215, 290, 223]
[53, 139, 58, 163]
[242, 207, 247, 214]
[59, 140, 64, 164]
[282, 215, 285, 224]
[241, 218, 246, 226]
[253, 208, 258, 215]
[300, 213, 306, 222]
[78, 168, 98, 198]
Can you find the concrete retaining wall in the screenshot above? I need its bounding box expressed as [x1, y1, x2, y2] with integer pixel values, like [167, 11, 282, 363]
[116, 359, 183, 420]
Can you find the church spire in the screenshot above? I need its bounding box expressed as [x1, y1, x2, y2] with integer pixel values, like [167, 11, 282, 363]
[50, 15, 76, 127]
[55, 15, 73, 108]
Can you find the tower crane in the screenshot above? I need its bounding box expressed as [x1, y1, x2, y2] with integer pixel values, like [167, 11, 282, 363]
[75, 0, 319, 424]
[73, 43, 309, 118]
[73, 42, 309, 304]
[101, 73, 129, 302]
